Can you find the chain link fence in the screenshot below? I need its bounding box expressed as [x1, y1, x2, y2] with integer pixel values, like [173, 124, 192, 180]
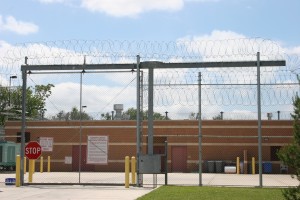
[0, 39, 300, 187]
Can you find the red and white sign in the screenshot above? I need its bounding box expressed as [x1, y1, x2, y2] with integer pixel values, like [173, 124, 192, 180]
[25, 141, 42, 160]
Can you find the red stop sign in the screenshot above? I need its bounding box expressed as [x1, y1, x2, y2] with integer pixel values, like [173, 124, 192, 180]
[25, 141, 42, 160]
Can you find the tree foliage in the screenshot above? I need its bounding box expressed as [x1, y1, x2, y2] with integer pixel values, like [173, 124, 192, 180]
[0, 84, 54, 125]
[123, 107, 167, 120]
[53, 107, 93, 120]
[278, 92, 300, 199]
[101, 112, 112, 120]
[100, 107, 167, 120]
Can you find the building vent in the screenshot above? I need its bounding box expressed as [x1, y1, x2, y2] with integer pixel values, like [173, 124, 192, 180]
[114, 104, 123, 120]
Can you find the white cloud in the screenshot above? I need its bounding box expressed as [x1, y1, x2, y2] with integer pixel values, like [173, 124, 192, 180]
[0, 40, 16, 86]
[285, 46, 300, 56]
[81, 0, 184, 17]
[0, 15, 39, 35]
[46, 81, 136, 116]
[37, 0, 220, 18]
[0, 40, 13, 55]
[177, 30, 285, 62]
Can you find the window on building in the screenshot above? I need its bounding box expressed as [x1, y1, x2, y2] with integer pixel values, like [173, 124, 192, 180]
[16, 132, 30, 143]
[270, 146, 281, 161]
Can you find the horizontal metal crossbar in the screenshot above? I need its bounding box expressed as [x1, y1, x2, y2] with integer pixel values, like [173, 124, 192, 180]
[21, 60, 285, 71]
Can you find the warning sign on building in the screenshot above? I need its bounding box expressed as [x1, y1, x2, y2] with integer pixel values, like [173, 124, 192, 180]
[39, 137, 53, 152]
[87, 136, 108, 164]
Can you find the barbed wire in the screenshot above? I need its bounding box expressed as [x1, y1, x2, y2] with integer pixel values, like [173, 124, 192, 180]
[0, 39, 299, 109]
[0, 38, 289, 69]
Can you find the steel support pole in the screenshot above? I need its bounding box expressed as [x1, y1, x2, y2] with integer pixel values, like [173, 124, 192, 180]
[79, 72, 83, 183]
[136, 55, 142, 187]
[165, 140, 168, 185]
[198, 72, 202, 186]
[257, 52, 263, 187]
[20, 69, 27, 185]
[148, 67, 154, 155]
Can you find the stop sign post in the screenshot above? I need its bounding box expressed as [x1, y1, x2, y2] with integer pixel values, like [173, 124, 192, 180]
[25, 141, 42, 160]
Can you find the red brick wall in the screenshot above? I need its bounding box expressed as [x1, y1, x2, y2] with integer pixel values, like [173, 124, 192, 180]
[4, 120, 293, 173]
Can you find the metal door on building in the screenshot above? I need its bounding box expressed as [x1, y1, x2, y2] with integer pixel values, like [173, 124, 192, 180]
[171, 146, 187, 172]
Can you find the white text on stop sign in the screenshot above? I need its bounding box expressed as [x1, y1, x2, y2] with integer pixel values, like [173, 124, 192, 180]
[26, 147, 41, 155]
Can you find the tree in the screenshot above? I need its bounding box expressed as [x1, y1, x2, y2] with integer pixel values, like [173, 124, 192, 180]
[98, 108, 167, 121]
[101, 112, 112, 120]
[189, 112, 197, 120]
[53, 107, 93, 120]
[0, 84, 54, 125]
[213, 114, 223, 120]
[123, 107, 166, 120]
[278, 91, 300, 199]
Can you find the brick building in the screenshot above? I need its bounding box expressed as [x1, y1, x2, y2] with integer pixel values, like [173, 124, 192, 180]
[4, 120, 293, 174]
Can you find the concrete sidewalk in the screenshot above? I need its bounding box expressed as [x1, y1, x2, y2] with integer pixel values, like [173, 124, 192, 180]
[0, 173, 298, 199]
[0, 185, 154, 200]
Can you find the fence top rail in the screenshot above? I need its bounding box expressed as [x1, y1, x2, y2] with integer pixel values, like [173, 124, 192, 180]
[21, 60, 286, 71]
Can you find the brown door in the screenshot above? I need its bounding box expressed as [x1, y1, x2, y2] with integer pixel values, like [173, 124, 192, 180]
[171, 146, 187, 172]
[72, 145, 95, 171]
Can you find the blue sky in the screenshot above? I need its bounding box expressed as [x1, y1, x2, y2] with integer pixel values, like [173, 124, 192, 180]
[0, 0, 299, 119]
[0, 0, 300, 47]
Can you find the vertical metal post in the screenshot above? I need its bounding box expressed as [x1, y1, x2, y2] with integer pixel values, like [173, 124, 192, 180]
[136, 55, 142, 187]
[20, 69, 27, 185]
[79, 71, 83, 183]
[148, 66, 154, 155]
[198, 72, 202, 186]
[9, 77, 12, 107]
[164, 140, 168, 185]
[277, 111, 280, 120]
[257, 52, 263, 187]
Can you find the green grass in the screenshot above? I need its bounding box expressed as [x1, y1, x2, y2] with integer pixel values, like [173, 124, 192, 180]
[137, 186, 285, 200]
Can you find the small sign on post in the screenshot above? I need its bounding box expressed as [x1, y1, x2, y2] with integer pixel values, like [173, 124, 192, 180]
[25, 141, 42, 160]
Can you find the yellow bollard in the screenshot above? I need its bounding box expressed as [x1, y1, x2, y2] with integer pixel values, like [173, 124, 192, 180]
[125, 156, 130, 188]
[40, 156, 43, 173]
[252, 157, 255, 174]
[236, 157, 240, 174]
[15, 155, 20, 187]
[33, 160, 35, 173]
[131, 156, 136, 184]
[24, 157, 27, 174]
[47, 156, 51, 172]
[28, 159, 34, 183]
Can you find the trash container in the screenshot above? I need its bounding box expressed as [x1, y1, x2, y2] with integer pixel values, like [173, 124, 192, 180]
[215, 161, 224, 173]
[207, 161, 215, 173]
[263, 162, 272, 174]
